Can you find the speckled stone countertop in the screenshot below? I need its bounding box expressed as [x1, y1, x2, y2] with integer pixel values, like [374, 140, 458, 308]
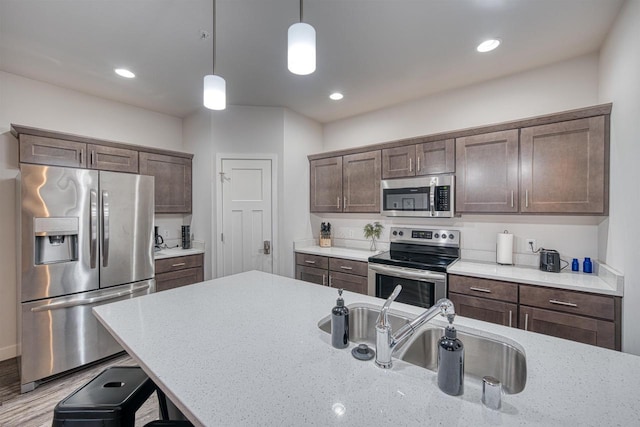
[94, 271, 639, 426]
[154, 247, 204, 260]
[295, 245, 379, 262]
[448, 260, 623, 296]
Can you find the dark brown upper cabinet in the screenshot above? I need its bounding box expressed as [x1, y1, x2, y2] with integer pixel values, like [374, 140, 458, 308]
[19, 134, 87, 168]
[86, 144, 139, 173]
[310, 156, 343, 213]
[381, 139, 454, 179]
[520, 116, 607, 214]
[456, 129, 519, 213]
[139, 152, 192, 214]
[310, 151, 381, 213]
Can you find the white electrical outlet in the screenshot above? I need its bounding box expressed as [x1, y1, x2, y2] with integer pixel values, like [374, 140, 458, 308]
[163, 229, 170, 239]
[526, 239, 536, 252]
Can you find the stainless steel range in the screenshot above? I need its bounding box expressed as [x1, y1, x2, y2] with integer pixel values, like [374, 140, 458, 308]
[368, 227, 460, 308]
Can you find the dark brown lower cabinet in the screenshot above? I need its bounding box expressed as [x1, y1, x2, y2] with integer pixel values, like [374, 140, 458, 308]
[295, 265, 327, 286]
[295, 252, 368, 295]
[155, 254, 204, 292]
[519, 306, 615, 350]
[448, 293, 517, 328]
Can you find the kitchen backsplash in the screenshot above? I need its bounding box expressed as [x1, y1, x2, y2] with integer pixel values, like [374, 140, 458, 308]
[310, 214, 603, 268]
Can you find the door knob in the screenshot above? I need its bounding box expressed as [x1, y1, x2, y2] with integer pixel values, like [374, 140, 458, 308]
[264, 240, 271, 255]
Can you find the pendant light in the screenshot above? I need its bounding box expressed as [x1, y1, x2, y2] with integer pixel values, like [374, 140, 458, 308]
[204, 0, 226, 110]
[288, 0, 316, 75]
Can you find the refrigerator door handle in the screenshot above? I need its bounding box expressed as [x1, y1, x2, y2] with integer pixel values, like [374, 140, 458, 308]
[102, 190, 110, 267]
[90, 189, 98, 268]
[30, 283, 150, 312]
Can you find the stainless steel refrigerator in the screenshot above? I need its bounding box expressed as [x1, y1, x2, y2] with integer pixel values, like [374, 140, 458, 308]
[17, 164, 155, 392]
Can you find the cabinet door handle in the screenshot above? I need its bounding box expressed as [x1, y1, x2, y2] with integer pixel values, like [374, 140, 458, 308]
[417, 156, 420, 172]
[549, 299, 577, 307]
[511, 191, 514, 208]
[322, 274, 326, 286]
[340, 266, 353, 270]
[79, 150, 83, 165]
[91, 150, 95, 166]
[329, 275, 332, 287]
[508, 310, 512, 328]
[524, 313, 529, 331]
[337, 197, 340, 209]
[469, 286, 492, 293]
[344, 196, 346, 209]
[409, 158, 412, 172]
[304, 260, 316, 264]
[525, 190, 529, 208]
[172, 262, 186, 267]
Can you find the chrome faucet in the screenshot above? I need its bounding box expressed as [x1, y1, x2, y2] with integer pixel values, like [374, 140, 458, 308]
[375, 285, 455, 369]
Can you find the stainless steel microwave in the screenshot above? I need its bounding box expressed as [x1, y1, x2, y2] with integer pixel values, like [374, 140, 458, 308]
[381, 175, 455, 217]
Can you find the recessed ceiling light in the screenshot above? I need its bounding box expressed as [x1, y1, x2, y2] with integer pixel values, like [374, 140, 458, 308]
[476, 39, 501, 53]
[329, 92, 344, 101]
[114, 68, 135, 78]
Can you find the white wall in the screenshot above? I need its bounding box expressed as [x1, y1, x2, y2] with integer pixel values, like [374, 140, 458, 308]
[598, 0, 640, 355]
[318, 54, 603, 273]
[324, 54, 600, 151]
[282, 109, 323, 277]
[0, 71, 183, 361]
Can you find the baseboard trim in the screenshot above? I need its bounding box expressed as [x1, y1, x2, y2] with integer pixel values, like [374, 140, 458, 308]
[0, 344, 18, 362]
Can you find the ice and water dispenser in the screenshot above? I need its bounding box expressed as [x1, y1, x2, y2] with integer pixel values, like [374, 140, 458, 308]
[34, 217, 79, 265]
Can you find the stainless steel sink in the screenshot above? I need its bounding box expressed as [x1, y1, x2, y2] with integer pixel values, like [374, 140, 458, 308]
[398, 326, 527, 394]
[317, 303, 411, 347]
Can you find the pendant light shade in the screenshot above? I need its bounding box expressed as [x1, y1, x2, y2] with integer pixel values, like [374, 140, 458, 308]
[203, 74, 226, 110]
[288, 22, 316, 75]
[204, 0, 226, 110]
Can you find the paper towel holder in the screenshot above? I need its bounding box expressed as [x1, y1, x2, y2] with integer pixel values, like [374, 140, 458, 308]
[496, 230, 514, 265]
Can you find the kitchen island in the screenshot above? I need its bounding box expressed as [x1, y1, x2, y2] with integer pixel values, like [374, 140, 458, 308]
[93, 271, 640, 426]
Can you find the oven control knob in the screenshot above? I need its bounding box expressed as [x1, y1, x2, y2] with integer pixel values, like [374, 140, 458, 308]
[449, 234, 455, 240]
[434, 233, 439, 238]
[398, 231, 404, 236]
[392, 231, 398, 236]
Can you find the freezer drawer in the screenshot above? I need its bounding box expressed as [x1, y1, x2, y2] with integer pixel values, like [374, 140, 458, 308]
[20, 280, 154, 391]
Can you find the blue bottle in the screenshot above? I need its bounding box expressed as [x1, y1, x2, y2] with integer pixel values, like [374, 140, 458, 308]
[571, 259, 579, 272]
[583, 257, 593, 274]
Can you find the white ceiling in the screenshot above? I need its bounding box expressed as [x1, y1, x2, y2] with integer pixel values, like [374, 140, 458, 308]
[0, 0, 624, 123]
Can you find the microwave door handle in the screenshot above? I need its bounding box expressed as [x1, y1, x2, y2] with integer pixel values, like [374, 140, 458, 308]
[102, 190, 110, 267]
[90, 189, 98, 269]
[430, 184, 435, 216]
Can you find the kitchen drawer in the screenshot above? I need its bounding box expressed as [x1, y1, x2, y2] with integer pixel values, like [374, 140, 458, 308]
[519, 306, 615, 350]
[155, 253, 204, 274]
[519, 285, 615, 321]
[295, 253, 329, 270]
[449, 293, 517, 328]
[156, 267, 204, 292]
[329, 258, 368, 277]
[448, 275, 518, 303]
[296, 265, 327, 286]
[329, 271, 368, 295]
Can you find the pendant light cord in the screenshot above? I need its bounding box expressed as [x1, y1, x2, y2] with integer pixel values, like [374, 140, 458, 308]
[299, 0, 303, 22]
[212, 0, 216, 74]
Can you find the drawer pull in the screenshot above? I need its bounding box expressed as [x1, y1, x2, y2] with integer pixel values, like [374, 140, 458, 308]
[305, 260, 316, 264]
[469, 287, 492, 293]
[172, 262, 186, 267]
[525, 313, 529, 331]
[322, 274, 326, 286]
[508, 310, 512, 328]
[340, 266, 353, 270]
[329, 275, 333, 287]
[549, 299, 577, 307]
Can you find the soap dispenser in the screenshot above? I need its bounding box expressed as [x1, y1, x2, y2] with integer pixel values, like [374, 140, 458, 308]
[437, 314, 464, 396]
[331, 289, 349, 349]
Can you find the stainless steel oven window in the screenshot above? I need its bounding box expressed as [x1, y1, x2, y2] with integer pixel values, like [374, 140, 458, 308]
[367, 264, 447, 309]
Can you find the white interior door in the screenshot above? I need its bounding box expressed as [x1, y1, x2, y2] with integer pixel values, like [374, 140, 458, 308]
[220, 158, 273, 276]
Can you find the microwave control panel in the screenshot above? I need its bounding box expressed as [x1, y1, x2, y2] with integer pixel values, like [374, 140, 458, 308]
[435, 186, 450, 211]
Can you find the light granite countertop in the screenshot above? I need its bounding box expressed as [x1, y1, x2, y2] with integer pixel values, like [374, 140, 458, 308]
[448, 260, 623, 296]
[295, 245, 380, 262]
[94, 271, 640, 426]
[154, 247, 205, 260]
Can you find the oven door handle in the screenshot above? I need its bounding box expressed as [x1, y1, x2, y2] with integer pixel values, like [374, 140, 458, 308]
[368, 263, 446, 282]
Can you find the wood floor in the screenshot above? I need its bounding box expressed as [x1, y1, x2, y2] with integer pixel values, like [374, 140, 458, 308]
[0, 353, 160, 427]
